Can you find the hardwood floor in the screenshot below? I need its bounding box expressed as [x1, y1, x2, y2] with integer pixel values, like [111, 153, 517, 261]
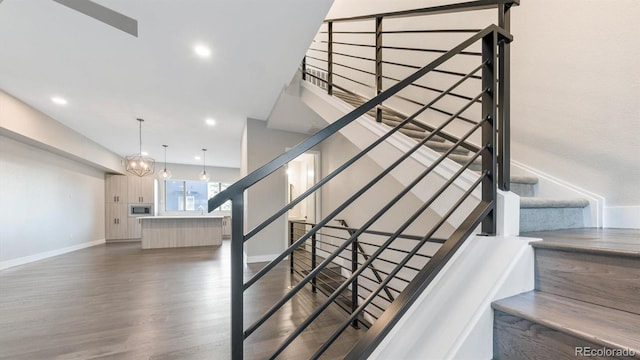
[0, 241, 363, 359]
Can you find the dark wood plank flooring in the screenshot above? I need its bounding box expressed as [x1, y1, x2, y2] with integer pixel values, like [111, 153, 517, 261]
[0, 241, 363, 360]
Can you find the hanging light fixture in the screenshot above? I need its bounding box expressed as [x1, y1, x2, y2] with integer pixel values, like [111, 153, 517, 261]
[158, 144, 172, 180]
[125, 118, 155, 177]
[199, 148, 210, 181]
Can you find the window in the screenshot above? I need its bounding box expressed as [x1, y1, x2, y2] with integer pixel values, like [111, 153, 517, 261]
[165, 180, 231, 212]
[208, 182, 232, 211]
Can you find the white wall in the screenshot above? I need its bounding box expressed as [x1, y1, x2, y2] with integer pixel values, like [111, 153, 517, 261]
[510, 0, 640, 227]
[244, 118, 311, 263]
[0, 135, 105, 268]
[320, 132, 455, 239]
[0, 90, 124, 173]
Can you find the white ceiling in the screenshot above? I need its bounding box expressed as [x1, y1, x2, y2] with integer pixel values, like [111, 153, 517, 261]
[0, 0, 332, 168]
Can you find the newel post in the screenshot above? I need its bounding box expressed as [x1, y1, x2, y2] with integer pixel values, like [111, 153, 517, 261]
[230, 193, 244, 359]
[481, 31, 498, 235]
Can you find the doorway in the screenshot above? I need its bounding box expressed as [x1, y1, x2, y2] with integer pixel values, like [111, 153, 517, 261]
[286, 151, 320, 224]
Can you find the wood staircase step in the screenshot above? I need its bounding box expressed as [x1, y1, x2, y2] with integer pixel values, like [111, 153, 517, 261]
[493, 291, 640, 359]
[530, 236, 640, 315]
[510, 175, 539, 197]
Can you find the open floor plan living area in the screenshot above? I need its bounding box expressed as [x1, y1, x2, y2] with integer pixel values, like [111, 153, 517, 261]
[1, 0, 638, 359]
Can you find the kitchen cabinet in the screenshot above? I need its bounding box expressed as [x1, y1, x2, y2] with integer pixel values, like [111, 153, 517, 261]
[128, 176, 154, 204]
[105, 174, 127, 204]
[106, 203, 128, 240]
[105, 174, 154, 241]
[222, 216, 231, 237]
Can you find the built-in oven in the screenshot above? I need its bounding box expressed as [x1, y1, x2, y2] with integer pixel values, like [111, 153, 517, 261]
[129, 204, 153, 217]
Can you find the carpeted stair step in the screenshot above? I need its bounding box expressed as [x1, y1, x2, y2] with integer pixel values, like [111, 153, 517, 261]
[381, 118, 427, 132]
[424, 140, 470, 155]
[446, 153, 483, 171]
[365, 109, 406, 122]
[519, 197, 589, 232]
[510, 175, 538, 197]
[492, 291, 640, 359]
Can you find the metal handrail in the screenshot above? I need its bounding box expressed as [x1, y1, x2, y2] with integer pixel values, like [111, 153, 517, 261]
[324, 0, 518, 22]
[207, 24, 510, 212]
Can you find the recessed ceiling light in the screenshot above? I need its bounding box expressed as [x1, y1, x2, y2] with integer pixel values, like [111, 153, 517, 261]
[51, 96, 67, 105]
[194, 156, 201, 160]
[194, 44, 211, 58]
[205, 118, 216, 126]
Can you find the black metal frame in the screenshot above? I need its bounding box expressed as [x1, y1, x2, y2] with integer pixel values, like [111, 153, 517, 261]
[207, 1, 516, 358]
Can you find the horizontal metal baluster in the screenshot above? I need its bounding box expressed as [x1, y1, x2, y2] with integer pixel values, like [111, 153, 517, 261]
[313, 172, 488, 359]
[268, 108, 487, 358]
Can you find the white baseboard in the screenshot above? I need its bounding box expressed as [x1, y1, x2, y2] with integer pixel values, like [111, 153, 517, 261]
[246, 253, 285, 264]
[604, 206, 640, 229]
[0, 239, 105, 270]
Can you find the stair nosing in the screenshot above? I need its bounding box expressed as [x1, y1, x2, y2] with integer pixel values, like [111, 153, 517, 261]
[510, 175, 539, 184]
[530, 241, 640, 258]
[492, 291, 640, 354]
[520, 197, 589, 209]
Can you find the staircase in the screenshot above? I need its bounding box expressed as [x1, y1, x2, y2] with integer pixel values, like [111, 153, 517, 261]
[332, 90, 591, 233]
[209, 2, 519, 359]
[492, 229, 640, 359]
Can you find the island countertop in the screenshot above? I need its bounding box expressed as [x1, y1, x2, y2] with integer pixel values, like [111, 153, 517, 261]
[139, 215, 224, 220]
[140, 216, 223, 249]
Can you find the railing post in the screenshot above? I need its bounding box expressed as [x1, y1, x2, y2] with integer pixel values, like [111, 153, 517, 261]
[375, 16, 383, 123]
[230, 193, 244, 360]
[311, 229, 317, 292]
[327, 21, 333, 96]
[481, 31, 498, 235]
[498, 4, 512, 191]
[289, 221, 294, 274]
[351, 236, 359, 329]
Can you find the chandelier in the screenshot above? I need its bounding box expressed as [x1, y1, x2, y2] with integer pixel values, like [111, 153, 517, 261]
[125, 118, 155, 177]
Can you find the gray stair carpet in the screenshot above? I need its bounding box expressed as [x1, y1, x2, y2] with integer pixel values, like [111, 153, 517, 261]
[520, 198, 589, 232]
[331, 90, 590, 233]
[333, 90, 472, 163]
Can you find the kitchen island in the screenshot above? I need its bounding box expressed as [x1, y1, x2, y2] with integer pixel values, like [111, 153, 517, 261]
[139, 216, 223, 249]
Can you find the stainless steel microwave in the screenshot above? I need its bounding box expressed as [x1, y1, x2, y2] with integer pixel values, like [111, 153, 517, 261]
[129, 204, 152, 217]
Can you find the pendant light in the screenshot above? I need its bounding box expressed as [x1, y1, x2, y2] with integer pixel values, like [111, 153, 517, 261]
[158, 144, 172, 180]
[125, 118, 155, 177]
[199, 148, 210, 181]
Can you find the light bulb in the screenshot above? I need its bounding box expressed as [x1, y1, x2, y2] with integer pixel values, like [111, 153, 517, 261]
[160, 169, 172, 180]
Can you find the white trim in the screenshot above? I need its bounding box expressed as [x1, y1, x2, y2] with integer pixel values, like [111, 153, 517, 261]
[512, 160, 605, 228]
[604, 206, 640, 229]
[0, 239, 105, 270]
[246, 253, 285, 264]
[368, 235, 535, 360]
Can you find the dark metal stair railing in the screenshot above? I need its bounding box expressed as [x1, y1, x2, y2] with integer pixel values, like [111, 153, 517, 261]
[288, 219, 437, 327]
[305, 0, 517, 193]
[209, 3, 515, 358]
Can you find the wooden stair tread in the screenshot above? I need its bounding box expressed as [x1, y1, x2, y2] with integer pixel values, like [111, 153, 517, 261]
[493, 291, 640, 352]
[526, 228, 640, 258]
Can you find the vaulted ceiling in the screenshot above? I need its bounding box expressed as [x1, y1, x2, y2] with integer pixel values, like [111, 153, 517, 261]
[0, 0, 332, 168]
